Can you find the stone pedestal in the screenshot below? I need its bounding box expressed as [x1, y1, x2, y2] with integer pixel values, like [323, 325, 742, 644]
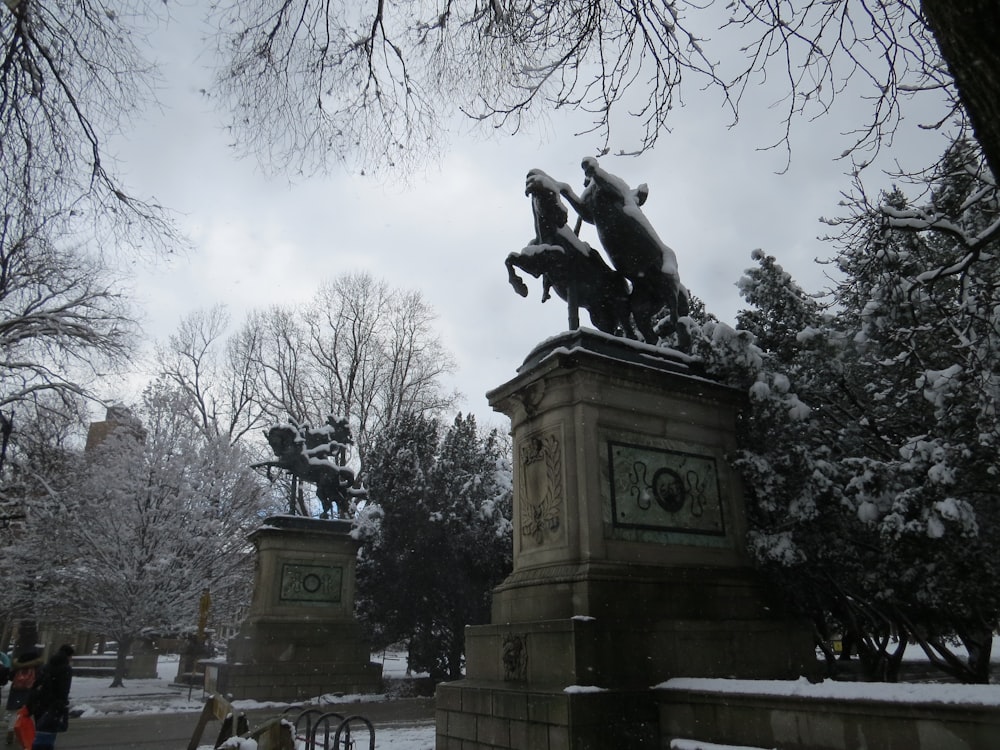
[208, 516, 382, 701]
[436, 330, 815, 750]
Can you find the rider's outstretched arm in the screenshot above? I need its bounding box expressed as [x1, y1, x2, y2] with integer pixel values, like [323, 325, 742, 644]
[559, 183, 593, 224]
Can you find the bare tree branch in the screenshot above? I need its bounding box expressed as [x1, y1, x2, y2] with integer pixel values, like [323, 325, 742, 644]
[1, 2, 178, 251]
[0, 204, 136, 412]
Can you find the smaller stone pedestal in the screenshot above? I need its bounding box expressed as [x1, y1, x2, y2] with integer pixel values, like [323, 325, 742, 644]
[208, 516, 381, 701]
[175, 636, 211, 685]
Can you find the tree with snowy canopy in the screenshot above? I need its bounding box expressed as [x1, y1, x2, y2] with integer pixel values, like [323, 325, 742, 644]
[0, 392, 91, 598]
[356, 412, 512, 680]
[721, 137, 1000, 683]
[5, 386, 273, 687]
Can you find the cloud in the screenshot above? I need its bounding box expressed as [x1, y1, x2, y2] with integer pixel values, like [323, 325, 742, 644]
[111, 8, 951, 427]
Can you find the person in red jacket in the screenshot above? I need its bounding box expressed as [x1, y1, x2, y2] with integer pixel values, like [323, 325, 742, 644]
[5, 649, 43, 748]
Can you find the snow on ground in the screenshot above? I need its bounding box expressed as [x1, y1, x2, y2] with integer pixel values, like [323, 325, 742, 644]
[671, 741, 773, 750]
[220, 723, 434, 750]
[70, 651, 417, 716]
[658, 677, 1000, 705]
[70, 651, 435, 750]
[66, 641, 1000, 750]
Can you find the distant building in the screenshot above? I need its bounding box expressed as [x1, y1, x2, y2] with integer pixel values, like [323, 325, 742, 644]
[84, 405, 146, 451]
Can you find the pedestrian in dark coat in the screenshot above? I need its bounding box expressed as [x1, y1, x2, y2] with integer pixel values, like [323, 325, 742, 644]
[27, 646, 74, 750]
[5, 649, 43, 748]
[0, 651, 9, 709]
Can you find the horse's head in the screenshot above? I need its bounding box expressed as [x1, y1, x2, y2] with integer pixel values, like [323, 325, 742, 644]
[579, 156, 636, 209]
[525, 169, 569, 232]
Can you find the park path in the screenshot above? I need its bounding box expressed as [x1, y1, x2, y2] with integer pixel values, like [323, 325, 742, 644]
[59, 696, 435, 750]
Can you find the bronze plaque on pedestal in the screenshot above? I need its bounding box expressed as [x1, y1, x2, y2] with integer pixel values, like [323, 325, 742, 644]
[279, 563, 343, 604]
[607, 441, 725, 536]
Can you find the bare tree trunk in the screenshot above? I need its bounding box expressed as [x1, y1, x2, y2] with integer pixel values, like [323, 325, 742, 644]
[923, 0, 1000, 179]
[957, 623, 994, 685]
[448, 630, 464, 682]
[14, 620, 38, 659]
[109, 636, 133, 688]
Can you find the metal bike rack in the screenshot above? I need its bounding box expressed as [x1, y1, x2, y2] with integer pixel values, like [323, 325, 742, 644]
[331, 715, 375, 750]
[307, 712, 374, 750]
[283, 706, 345, 749]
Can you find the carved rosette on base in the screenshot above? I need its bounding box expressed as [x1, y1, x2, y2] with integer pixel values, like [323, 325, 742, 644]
[435, 329, 815, 750]
[205, 516, 382, 701]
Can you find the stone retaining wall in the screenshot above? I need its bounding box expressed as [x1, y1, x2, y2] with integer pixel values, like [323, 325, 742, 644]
[436, 681, 658, 750]
[657, 683, 1000, 749]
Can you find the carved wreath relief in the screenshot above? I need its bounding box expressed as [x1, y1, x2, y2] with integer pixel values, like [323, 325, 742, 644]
[518, 431, 564, 546]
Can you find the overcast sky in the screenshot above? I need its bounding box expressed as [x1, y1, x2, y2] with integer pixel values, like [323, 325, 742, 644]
[106, 7, 952, 429]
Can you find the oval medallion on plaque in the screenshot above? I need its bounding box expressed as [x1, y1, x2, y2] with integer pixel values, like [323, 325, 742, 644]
[652, 467, 685, 512]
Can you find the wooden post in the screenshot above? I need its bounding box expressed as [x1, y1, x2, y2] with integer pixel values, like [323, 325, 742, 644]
[187, 694, 236, 750]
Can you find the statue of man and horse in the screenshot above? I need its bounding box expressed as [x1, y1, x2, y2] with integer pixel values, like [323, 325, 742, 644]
[254, 415, 357, 519]
[506, 157, 691, 350]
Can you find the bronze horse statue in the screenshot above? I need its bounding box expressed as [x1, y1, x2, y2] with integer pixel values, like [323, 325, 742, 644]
[534, 157, 692, 349]
[506, 168, 634, 337]
[256, 416, 355, 518]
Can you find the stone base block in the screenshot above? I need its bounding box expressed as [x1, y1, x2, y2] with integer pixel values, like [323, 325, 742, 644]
[207, 658, 382, 702]
[492, 563, 792, 624]
[448, 612, 817, 749]
[227, 618, 374, 665]
[466, 615, 815, 690]
[213, 618, 382, 701]
[435, 681, 658, 750]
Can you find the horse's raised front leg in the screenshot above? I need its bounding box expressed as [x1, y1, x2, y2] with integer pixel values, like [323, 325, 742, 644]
[505, 254, 530, 297]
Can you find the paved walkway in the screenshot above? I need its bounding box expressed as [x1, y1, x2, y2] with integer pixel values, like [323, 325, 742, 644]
[59, 696, 435, 749]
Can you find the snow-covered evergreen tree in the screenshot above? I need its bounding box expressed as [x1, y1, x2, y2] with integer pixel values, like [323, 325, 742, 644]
[355, 412, 438, 663]
[727, 138, 1000, 682]
[357, 412, 512, 679]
